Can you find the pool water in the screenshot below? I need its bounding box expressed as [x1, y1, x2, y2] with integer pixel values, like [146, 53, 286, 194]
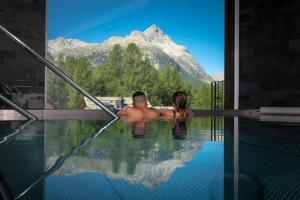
[0, 117, 300, 200]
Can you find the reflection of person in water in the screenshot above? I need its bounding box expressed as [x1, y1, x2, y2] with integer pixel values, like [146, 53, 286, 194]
[131, 120, 148, 138]
[119, 116, 148, 138]
[172, 120, 187, 140]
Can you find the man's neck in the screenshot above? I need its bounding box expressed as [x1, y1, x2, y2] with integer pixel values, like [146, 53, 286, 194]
[135, 106, 147, 110]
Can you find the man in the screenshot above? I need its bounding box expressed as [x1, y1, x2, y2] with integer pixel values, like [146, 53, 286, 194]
[117, 91, 159, 120]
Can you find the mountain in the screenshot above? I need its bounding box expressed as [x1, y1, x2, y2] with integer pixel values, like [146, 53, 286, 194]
[48, 37, 93, 52]
[48, 25, 213, 83]
[211, 72, 224, 81]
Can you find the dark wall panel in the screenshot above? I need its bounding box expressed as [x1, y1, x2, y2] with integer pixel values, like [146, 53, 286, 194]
[0, 0, 45, 109]
[224, 0, 235, 109]
[239, 0, 300, 108]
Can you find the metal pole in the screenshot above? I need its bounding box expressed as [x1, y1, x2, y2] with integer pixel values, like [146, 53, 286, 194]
[234, 116, 239, 200]
[210, 116, 213, 141]
[217, 82, 219, 109]
[211, 82, 213, 110]
[216, 116, 219, 141]
[214, 116, 216, 141]
[234, 0, 240, 110]
[214, 82, 217, 110]
[222, 81, 224, 108]
[0, 25, 118, 119]
[0, 95, 37, 120]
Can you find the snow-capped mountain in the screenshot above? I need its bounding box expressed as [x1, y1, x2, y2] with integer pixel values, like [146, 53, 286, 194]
[105, 24, 189, 58]
[48, 37, 92, 52]
[48, 24, 213, 83]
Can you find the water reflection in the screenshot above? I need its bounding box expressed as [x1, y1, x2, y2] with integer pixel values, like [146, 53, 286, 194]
[131, 120, 148, 138]
[46, 117, 222, 188]
[172, 120, 187, 140]
[119, 117, 149, 138]
[3, 116, 300, 199]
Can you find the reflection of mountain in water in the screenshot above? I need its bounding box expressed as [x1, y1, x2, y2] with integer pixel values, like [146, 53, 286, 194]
[46, 120, 211, 188]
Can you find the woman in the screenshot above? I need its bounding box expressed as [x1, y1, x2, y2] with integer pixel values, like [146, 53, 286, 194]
[161, 91, 193, 120]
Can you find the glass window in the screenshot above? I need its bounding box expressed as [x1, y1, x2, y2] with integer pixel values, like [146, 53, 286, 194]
[47, 0, 224, 110]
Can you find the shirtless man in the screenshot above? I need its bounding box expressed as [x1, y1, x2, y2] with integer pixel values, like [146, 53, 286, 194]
[117, 91, 159, 120]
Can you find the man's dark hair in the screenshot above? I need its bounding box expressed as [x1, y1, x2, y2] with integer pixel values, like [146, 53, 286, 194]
[132, 91, 146, 99]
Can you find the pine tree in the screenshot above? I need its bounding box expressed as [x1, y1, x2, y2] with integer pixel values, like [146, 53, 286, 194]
[48, 43, 215, 109]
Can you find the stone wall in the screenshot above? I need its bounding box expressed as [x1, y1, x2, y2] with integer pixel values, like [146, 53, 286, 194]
[0, 0, 45, 109]
[239, 0, 300, 108]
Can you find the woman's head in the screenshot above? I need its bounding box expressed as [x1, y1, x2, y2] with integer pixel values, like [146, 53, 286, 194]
[172, 91, 189, 119]
[172, 91, 188, 111]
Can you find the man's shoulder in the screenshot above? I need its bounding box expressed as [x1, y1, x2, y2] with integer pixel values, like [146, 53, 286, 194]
[125, 106, 141, 113]
[124, 106, 133, 110]
[148, 107, 159, 112]
[117, 106, 135, 116]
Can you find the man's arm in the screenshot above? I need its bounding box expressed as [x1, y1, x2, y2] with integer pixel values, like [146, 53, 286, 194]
[147, 107, 161, 119]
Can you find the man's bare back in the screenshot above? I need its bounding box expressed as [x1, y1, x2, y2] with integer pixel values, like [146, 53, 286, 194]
[117, 91, 159, 120]
[118, 106, 159, 120]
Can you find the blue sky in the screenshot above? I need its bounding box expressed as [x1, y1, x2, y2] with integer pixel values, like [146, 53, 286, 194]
[48, 0, 224, 75]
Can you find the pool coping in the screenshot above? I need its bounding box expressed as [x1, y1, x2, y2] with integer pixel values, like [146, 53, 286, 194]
[0, 109, 260, 121]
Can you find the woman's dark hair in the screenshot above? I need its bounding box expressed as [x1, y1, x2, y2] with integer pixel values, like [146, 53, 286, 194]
[172, 91, 188, 119]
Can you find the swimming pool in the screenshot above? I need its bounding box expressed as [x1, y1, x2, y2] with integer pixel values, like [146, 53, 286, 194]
[0, 116, 299, 200]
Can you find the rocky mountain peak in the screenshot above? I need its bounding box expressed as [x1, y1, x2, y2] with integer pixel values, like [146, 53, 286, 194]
[143, 24, 168, 43]
[144, 24, 163, 35]
[48, 37, 91, 52]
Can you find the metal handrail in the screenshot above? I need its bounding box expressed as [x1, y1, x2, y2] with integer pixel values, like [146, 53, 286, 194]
[211, 81, 224, 110]
[0, 95, 37, 120]
[0, 119, 35, 144]
[0, 25, 118, 119]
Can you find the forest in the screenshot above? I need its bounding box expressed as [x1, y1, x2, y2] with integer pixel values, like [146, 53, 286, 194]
[47, 43, 222, 109]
